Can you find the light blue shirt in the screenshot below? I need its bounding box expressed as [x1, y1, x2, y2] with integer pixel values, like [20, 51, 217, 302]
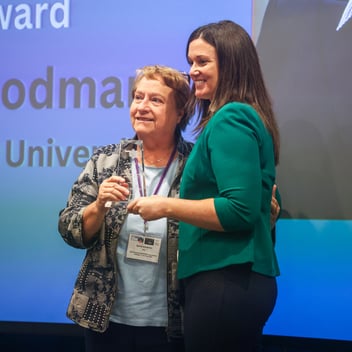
[110, 159, 178, 327]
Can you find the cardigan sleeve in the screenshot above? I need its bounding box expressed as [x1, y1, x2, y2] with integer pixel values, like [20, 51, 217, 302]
[58, 155, 100, 249]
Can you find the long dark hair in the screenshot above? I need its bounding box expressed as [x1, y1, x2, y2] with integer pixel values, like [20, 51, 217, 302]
[186, 20, 280, 165]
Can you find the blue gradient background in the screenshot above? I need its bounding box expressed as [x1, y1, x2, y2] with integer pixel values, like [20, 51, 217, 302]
[1, 0, 351, 342]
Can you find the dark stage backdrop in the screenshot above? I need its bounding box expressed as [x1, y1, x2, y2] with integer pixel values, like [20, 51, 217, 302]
[1, 0, 351, 343]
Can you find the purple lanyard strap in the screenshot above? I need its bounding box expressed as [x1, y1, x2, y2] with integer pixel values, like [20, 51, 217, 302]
[134, 145, 177, 197]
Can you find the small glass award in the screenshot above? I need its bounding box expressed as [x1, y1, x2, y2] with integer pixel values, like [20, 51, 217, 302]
[105, 139, 146, 208]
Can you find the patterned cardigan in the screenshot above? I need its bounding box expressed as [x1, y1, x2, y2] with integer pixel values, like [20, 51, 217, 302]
[58, 137, 193, 340]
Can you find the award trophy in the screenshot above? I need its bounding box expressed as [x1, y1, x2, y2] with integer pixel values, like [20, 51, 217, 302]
[105, 139, 146, 208]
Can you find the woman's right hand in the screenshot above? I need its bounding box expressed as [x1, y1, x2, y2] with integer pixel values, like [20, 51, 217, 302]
[95, 176, 130, 211]
[82, 176, 130, 245]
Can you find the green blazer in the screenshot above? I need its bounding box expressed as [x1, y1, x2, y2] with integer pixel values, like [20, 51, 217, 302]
[178, 102, 280, 279]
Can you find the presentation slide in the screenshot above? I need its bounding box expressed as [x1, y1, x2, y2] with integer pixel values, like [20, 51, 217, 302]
[1, 0, 351, 342]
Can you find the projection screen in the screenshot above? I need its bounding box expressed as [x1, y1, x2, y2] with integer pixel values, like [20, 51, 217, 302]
[1, 0, 351, 342]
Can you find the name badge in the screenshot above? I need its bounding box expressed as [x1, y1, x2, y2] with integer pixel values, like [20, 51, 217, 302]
[126, 233, 162, 264]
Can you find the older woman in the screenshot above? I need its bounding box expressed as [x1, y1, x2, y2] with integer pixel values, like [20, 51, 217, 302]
[58, 65, 193, 352]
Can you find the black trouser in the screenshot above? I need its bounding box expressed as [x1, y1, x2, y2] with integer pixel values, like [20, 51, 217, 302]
[182, 264, 277, 352]
[85, 322, 185, 352]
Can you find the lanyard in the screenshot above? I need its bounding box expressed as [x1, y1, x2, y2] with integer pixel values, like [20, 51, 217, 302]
[134, 145, 177, 197]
